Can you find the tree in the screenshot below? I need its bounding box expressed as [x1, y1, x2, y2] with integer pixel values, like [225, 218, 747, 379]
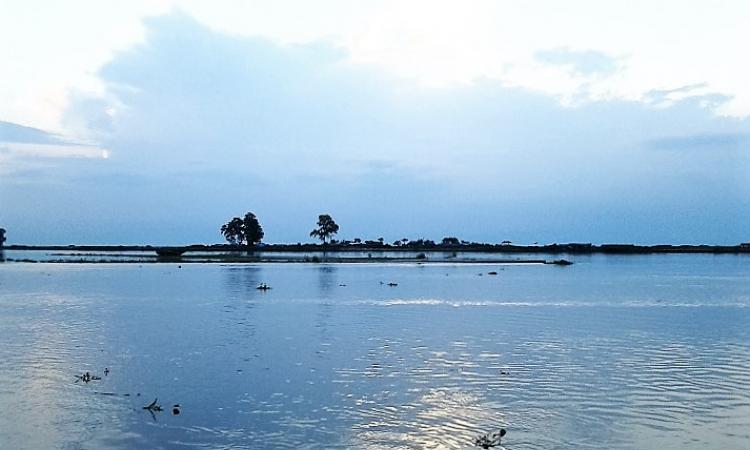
[442, 237, 460, 246]
[0, 228, 5, 247]
[310, 214, 339, 244]
[221, 217, 245, 245]
[242, 212, 264, 246]
[220, 212, 264, 247]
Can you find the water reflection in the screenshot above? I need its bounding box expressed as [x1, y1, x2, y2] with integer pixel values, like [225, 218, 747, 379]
[349, 387, 504, 449]
[223, 265, 263, 296]
[316, 265, 338, 296]
[0, 258, 749, 449]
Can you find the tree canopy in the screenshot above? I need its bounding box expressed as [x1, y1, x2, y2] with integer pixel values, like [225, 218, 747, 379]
[441, 237, 460, 246]
[242, 212, 264, 246]
[220, 212, 264, 247]
[309, 214, 339, 244]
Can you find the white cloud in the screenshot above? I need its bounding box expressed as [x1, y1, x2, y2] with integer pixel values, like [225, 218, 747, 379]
[3, 0, 750, 134]
[1, 143, 107, 160]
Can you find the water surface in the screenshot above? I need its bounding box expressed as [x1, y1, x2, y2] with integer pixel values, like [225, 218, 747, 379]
[1, 254, 749, 449]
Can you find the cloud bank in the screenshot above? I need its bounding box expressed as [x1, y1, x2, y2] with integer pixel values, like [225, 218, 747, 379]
[1, 12, 748, 245]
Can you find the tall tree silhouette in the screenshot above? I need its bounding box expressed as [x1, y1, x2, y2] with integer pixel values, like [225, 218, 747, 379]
[242, 212, 264, 246]
[221, 217, 245, 245]
[220, 212, 264, 247]
[310, 214, 339, 244]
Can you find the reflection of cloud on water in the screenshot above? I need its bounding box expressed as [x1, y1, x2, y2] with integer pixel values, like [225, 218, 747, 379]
[0, 289, 106, 449]
[347, 387, 505, 449]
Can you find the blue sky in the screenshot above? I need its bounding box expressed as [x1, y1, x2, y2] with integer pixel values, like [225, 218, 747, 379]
[1, 2, 749, 245]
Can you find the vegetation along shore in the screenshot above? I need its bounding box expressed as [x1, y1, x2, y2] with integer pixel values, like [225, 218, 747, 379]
[2, 213, 749, 264]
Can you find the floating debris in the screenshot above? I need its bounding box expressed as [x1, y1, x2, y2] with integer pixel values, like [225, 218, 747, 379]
[172, 404, 181, 415]
[487, 271, 498, 275]
[75, 371, 102, 383]
[256, 283, 272, 290]
[143, 398, 163, 412]
[474, 429, 506, 449]
[387, 282, 398, 287]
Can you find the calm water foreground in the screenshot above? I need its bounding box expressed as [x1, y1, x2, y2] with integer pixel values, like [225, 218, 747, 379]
[0, 255, 749, 450]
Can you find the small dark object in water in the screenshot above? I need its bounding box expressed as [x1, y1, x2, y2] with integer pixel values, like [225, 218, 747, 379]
[487, 271, 498, 275]
[474, 429, 506, 448]
[143, 398, 163, 412]
[75, 371, 102, 383]
[549, 259, 573, 266]
[172, 404, 181, 415]
[256, 283, 271, 290]
[104, 367, 110, 376]
[387, 282, 398, 287]
[78, 372, 91, 383]
[339, 284, 347, 287]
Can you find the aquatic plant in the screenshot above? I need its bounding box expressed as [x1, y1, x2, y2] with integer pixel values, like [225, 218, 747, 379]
[74, 371, 101, 383]
[143, 398, 163, 412]
[474, 429, 506, 449]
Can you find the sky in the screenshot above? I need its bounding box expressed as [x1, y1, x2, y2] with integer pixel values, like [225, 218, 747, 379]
[1, 0, 749, 245]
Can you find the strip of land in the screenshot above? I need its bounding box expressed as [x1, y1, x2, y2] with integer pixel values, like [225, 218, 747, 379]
[4, 242, 750, 254]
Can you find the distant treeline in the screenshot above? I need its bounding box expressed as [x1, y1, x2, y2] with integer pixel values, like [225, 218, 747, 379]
[4, 211, 749, 254]
[6, 242, 750, 254]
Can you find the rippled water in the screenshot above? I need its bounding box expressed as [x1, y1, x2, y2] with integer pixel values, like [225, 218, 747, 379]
[1, 254, 749, 449]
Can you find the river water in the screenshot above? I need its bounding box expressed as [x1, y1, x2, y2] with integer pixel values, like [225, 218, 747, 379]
[0, 254, 749, 449]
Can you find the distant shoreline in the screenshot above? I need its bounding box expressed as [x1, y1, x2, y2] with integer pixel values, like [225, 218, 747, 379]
[0, 257, 554, 265]
[4, 242, 750, 254]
